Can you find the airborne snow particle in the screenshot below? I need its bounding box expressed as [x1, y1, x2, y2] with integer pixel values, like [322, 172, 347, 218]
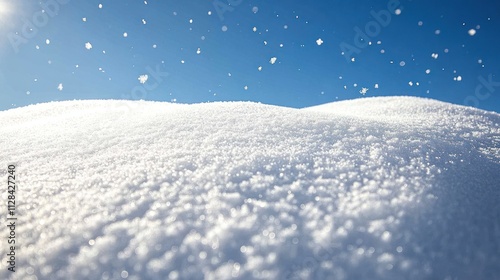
[395, 9, 402, 15]
[316, 38, 324, 46]
[269, 57, 277, 64]
[418, 21, 423, 26]
[98, 3, 102, 9]
[82, 17, 87, 22]
[399, 61, 406, 67]
[57, 83, 63, 91]
[123, 32, 128, 38]
[138, 75, 148, 84]
[142, 19, 147, 25]
[374, 84, 379, 89]
[425, 69, 431, 74]
[208, 11, 212, 16]
[45, 39, 50, 45]
[360, 88, 369, 95]
[196, 48, 201, 54]
[258, 66, 262, 71]
[253, 27, 257, 32]
[244, 86, 248, 90]
[189, 19, 193, 24]
[221, 25, 228, 32]
[85, 42, 93, 50]
[431, 53, 438, 59]
[252, 6, 259, 14]
[468, 29, 477, 36]
[435, 29, 441, 35]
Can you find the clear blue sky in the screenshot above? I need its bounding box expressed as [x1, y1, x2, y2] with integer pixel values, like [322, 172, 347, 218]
[1, 0, 499, 112]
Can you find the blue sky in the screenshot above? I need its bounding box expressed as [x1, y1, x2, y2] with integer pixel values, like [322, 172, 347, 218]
[1, 0, 499, 112]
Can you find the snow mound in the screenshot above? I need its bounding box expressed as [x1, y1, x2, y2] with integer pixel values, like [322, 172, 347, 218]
[1, 97, 499, 280]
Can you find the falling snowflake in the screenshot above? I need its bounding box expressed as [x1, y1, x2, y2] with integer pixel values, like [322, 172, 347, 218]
[468, 29, 477, 36]
[85, 42, 92, 50]
[359, 88, 369, 95]
[316, 38, 324, 46]
[269, 57, 277, 64]
[138, 75, 148, 84]
[57, 83, 63, 91]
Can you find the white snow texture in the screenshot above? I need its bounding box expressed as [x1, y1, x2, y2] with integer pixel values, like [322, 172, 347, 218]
[1, 97, 499, 280]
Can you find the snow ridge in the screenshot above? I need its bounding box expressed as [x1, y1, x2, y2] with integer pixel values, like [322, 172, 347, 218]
[1, 97, 499, 280]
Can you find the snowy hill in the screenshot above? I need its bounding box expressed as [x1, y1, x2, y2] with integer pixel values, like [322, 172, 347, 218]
[1, 97, 499, 280]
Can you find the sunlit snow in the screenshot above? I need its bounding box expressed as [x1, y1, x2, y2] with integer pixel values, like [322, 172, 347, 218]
[1, 97, 499, 280]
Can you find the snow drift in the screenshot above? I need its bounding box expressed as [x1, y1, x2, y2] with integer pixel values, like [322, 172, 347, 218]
[1, 97, 499, 280]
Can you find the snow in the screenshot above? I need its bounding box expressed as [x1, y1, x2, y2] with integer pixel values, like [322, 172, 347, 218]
[1, 97, 499, 280]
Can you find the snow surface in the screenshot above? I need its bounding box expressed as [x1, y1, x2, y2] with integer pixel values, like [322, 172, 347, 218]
[1, 96, 499, 280]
